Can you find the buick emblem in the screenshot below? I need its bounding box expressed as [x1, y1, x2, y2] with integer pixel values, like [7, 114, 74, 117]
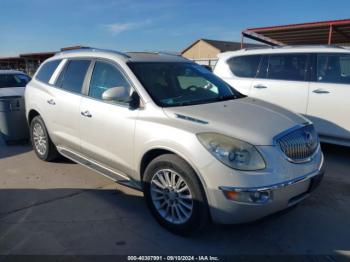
[304, 132, 314, 149]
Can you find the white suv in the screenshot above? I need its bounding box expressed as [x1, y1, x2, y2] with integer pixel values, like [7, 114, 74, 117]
[214, 46, 350, 147]
[25, 48, 324, 235]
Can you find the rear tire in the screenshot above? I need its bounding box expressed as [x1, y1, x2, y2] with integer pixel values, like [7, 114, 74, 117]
[30, 115, 59, 161]
[143, 154, 209, 236]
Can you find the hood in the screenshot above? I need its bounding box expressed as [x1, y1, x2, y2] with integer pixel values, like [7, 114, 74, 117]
[163, 97, 310, 146]
[0, 87, 25, 98]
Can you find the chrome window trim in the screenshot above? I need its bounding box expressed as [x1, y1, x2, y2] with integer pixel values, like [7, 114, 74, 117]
[48, 59, 68, 85]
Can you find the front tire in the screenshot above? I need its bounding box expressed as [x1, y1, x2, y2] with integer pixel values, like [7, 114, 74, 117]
[30, 115, 59, 161]
[143, 154, 209, 235]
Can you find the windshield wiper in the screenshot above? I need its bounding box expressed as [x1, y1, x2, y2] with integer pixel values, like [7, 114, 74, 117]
[176, 95, 237, 107]
[217, 94, 238, 101]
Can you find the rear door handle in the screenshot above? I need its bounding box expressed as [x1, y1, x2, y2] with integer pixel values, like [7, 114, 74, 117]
[313, 89, 330, 94]
[254, 84, 267, 89]
[47, 99, 56, 105]
[81, 110, 92, 118]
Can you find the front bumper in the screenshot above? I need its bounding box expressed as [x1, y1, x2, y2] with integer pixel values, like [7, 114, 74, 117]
[208, 156, 325, 224]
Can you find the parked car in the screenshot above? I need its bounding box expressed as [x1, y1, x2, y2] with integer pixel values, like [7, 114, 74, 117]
[214, 46, 350, 147]
[0, 70, 31, 97]
[25, 48, 324, 235]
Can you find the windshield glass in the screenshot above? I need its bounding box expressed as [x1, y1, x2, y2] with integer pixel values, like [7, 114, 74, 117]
[128, 62, 243, 107]
[0, 74, 31, 88]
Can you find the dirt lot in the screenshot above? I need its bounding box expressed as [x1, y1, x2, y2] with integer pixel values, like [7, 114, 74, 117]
[0, 139, 349, 257]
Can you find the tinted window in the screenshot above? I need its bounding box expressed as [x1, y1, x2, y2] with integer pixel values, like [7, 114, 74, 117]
[36, 60, 61, 83]
[0, 74, 30, 88]
[89, 61, 130, 100]
[128, 62, 242, 107]
[267, 54, 307, 81]
[317, 53, 350, 84]
[256, 55, 268, 78]
[227, 55, 261, 78]
[58, 60, 90, 93]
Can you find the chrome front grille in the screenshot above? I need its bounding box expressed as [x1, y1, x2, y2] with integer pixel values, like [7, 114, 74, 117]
[277, 125, 319, 163]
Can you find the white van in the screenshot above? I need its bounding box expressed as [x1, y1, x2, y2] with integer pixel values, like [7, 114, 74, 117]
[214, 46, 350, 147]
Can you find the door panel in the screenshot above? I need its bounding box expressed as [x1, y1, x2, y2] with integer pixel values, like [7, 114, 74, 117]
[307, 53, 350, 139]
[250, 53, 309, 114]
[49, 59, 91, 151]
[223, 77, 253, 96]
[50, 88, 82, 151]
[79, 60, 138, 178]
[308, 82, 350, 139]
[250, 78, 309, 114]
[79, 98, 138, 177]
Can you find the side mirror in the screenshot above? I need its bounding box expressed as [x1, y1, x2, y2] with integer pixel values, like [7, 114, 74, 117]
[102, 87, 140, 109]
[102, 86, 130, 102]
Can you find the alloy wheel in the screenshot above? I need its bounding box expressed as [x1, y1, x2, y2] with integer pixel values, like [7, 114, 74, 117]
[32, 122, 47, 156]
[150, 169, 193, 224]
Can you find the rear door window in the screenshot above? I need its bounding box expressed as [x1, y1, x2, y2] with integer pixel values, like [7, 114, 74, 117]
[36, 60, 62, 83]
[227, 55, 262, 78]
[266, 54, 308, 81]
[56, 60, 91, 94]
[317, 53, 350, 84]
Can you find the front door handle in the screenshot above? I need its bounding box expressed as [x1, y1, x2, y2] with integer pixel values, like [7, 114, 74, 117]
[81, 110, 92, 118]
[47, 99, 56, 105]
[254, 84, 267, 89]
[313, 89, 330, 94]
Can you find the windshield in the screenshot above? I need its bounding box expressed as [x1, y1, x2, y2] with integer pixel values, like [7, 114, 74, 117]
[0, 74, 31, 88]
[128, 62, 243, 107]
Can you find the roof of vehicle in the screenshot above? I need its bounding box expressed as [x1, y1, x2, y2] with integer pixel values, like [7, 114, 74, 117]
[126, 52, 188, 62]
[0, 70, 27, 75]
[217, 45, 350, 59]
[52, 48, 189, 63]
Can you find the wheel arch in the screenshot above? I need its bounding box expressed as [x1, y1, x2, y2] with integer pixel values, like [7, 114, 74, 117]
[28, 109, 40, 124]
[139, 147, 210, 199]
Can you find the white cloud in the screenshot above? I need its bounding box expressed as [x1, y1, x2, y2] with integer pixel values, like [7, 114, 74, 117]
[103, 20, 152, 35]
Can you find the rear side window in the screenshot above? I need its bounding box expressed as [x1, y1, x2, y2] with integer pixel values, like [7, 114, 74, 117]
[56, 60, 90, 94]
[266, 54, 307, 81]
[227, 55, 261, 78]
[36, 60, 61, 83]
[317, 53, 350, 84]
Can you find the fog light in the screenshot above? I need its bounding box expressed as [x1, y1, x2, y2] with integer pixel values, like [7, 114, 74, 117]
[249, 191, 271, 203]
[222, 189, 271, 204]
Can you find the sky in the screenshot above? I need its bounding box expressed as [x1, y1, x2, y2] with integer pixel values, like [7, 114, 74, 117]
[0, 0, 350, 56]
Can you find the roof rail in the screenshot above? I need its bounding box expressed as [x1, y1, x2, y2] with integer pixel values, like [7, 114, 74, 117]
[126, 51, 181, 57]
[55, 47, 130, 58]
[243, 45, 276, 51]
[280, 44, 347, 49]
[242, 44, 349, 51]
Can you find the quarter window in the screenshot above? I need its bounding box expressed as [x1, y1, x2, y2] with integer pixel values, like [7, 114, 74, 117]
[36, 60, 61, 83]
[266, 54, 307, 81]
[317, 53, 350, 84]
[57, 60, 90, 93]
[88, 61, 130, 100]
[227, 55, 261, 78]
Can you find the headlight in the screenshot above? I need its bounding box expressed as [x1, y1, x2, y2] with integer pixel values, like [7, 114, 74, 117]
[197, 133, 266, 171]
